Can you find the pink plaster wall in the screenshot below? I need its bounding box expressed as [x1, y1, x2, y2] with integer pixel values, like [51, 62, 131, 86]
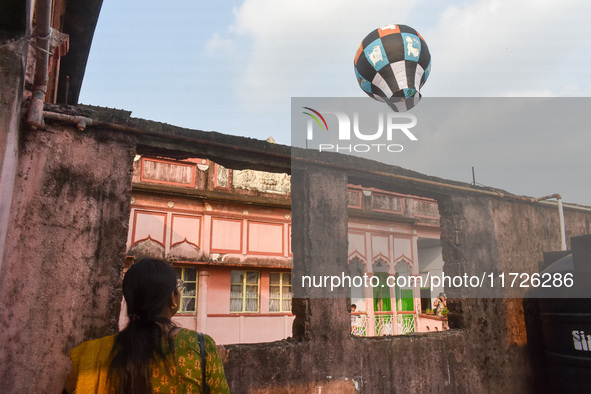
[206, 268, 232, 314]
[206, 314, 294, 345]
[127, 193, 292, 265]
[418, 314, 446, 332]
[170, 267, 294, 345]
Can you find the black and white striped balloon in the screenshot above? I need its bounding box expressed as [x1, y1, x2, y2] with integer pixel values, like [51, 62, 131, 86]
[354, 25, 431, 112]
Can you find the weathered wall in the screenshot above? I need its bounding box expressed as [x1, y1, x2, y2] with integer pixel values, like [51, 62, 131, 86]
[222, 170, 591, 394]
[0, 8, 29, 277]
[1, 106, 591, 392]
[0, 123, 136, 392]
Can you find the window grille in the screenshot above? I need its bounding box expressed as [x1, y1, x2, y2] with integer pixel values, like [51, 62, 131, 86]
[173, 266, 197, 313]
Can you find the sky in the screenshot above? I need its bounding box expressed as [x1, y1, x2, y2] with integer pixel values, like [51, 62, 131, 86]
[80, 0, 591, 205]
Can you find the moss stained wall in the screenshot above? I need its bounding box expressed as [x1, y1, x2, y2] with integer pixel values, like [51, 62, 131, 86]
[0, 123, 136, 392]
[0, 27, 29, 278]
[1, 110, 590, 392]
[223, 175, 591, 394]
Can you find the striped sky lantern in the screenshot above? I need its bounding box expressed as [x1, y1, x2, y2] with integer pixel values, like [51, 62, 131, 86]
[354, 24, 431, 112]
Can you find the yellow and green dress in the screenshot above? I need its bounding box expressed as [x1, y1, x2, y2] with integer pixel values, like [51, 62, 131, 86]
[69, 328, 230, 393]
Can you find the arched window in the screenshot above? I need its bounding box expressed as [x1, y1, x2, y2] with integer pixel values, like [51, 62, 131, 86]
[372, 258, 391, 312]
[348, 256, 365, 277]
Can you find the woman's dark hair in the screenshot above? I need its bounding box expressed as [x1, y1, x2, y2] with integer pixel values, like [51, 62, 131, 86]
[108, 258, 178, 393]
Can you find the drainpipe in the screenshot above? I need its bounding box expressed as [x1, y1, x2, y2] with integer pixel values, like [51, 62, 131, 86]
[26, 0, 52, 129]
[536, 194, 567, 251]
[557, 197, 567, 251]
[43, 111, 92, 131]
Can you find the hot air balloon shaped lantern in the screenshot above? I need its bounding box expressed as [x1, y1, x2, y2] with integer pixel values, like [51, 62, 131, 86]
[354, 24, 431, 112]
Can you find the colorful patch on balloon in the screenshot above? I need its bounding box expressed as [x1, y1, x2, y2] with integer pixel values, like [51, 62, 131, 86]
[363, 39, 389, 71]
[401, 33, 421, 61]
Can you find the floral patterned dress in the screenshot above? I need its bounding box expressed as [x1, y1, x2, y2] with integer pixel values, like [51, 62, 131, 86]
[151, 329, 230, 393]
[69, 328, 230, 393]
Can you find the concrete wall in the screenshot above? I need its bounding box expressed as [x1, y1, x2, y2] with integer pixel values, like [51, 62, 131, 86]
[0, 123, 136, 392]
[0, 2, 29, 280]
[1, 105, 591, 392]
[224, 174, 591, 393]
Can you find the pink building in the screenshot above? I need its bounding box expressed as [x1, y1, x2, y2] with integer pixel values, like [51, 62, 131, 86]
[347, 186, 447, 336]
[125, 155, 446, 344]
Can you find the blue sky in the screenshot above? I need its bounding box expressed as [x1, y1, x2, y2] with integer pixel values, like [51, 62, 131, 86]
[80, 0, 591, 204]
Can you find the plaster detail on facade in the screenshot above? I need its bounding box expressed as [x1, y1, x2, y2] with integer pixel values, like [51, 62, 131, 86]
[129, 238, 165, 259]
[216, 165, 229, 187]
[169, 241, 200, 260]
[232, 169, 290, 195]
[414, 198, 440, 218]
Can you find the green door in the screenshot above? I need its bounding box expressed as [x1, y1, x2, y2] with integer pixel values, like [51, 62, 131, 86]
[373, 272, 391, 312]
[399, 289, 414, 311]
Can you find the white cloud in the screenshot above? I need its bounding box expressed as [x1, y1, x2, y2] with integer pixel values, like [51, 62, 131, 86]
[218, 0, 423, 110]
[211, 0, 591, 115]
[424, 0, 591, 97]
[206, 33, 237, 53]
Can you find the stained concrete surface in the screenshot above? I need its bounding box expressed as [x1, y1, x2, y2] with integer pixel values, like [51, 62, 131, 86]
[0, 106, 590, 392]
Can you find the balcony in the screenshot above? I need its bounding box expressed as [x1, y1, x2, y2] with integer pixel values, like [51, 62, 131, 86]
[351, 311, 420, 336]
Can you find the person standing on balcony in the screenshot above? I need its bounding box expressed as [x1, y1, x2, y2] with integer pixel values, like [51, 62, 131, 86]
[434, 293, 447, 317]
[350, 304, 358, 333]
